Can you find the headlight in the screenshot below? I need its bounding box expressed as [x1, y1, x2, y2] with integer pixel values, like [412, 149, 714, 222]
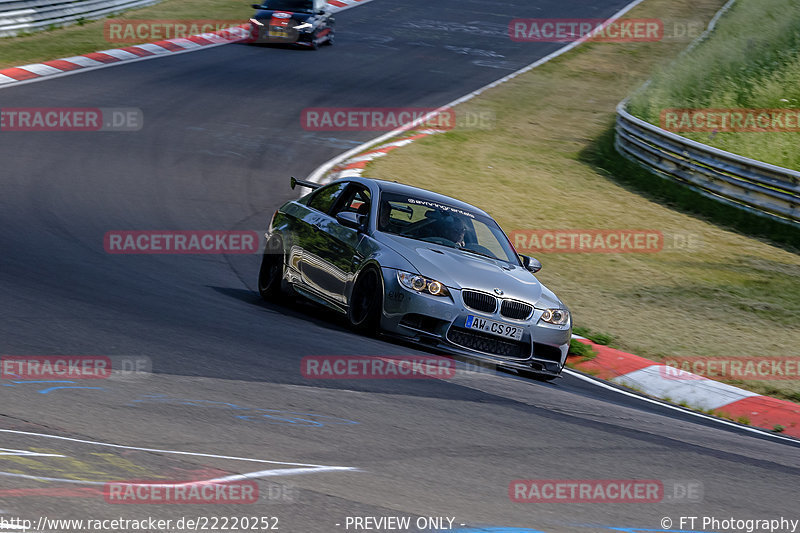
[294, 22, 312, 30]
[397, 271, 450, 297]
[540, 308, 570, 325]
[250, 18, 264, 26]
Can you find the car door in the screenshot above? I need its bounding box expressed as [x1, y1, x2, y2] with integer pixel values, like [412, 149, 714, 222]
[321, 185, 372, 304]
[304, 184, 371, 305]
[292, 180, 350, 296]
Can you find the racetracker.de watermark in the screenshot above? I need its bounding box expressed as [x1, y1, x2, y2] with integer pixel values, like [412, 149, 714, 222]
[103, 480, 258, 504]
[509, 18, 663, 42]
[104, 231, 259, 254]
[661, 108, 800, 132]
[660, 357, 800, 381]
[0, 108, 142, 132]
[511, 229, 664, 254]
[301, 356, 456, 379]
[0, 355, 152, 379]
[509, 479, 703, 503]
[104, 19, 245, 42]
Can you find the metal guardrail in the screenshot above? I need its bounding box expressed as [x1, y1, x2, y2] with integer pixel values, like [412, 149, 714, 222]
[0, 0, 160, 37]
[615, 102, 800, 226]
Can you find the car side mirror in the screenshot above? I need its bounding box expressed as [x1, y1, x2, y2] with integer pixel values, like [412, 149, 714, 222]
[521, 254, 542, 273]
[336, 211, 365, 230]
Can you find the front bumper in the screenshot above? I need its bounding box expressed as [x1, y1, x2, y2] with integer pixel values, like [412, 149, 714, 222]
[379, 267, 571, 376]
[250, 23, 300, 44]
[248, 23, 327, 46]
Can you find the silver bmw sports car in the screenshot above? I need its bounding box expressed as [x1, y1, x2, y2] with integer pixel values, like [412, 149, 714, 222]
[259, 177, 571, 379]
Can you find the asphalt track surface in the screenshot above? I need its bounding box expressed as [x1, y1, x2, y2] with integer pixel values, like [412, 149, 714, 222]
[1, 0, 799, 532]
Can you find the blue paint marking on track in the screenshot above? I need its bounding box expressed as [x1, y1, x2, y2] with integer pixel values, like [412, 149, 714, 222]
[128, 394, 360, 427]
[36, 386, 105, 394]
[1, 380, 106, 394]
[449, 528, 546, 533]
[1, 384, 356, 426]
[571, 525, 712, 533]
[449, 526, 711, 533]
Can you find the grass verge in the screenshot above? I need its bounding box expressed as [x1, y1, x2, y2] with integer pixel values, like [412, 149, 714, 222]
[0, 0, 252, 70]
[365, 0, 800, 400]
[628, 0, 800, 170]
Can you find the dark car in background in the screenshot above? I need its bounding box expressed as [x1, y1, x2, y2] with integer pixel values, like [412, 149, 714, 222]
[249, 0, 335, 49]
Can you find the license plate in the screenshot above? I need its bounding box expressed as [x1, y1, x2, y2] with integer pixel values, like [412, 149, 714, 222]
[269, 27, 287, 37]
[465, 315, 523, 341]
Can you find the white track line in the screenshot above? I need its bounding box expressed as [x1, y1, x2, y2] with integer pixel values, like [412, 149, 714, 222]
[0, 448, 65, 457]
[0, 429, 356, 470]
[0, 465, 355, 486]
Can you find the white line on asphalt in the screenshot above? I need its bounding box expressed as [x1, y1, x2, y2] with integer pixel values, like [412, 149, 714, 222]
[0, 428, 360, 485]
[0, 465, 356, 486]
[0, 448, 65, 457]
[0, 428, 359, 485]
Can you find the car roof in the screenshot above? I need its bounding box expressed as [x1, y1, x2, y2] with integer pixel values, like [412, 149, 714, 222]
[345, 177, 493, 219]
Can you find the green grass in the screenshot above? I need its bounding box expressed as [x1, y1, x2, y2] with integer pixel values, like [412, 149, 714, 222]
[0, 0, 252, 69]
[628, 0, 800, 170]
[366, 0, 800, 402]
[568, 339, 598, 360]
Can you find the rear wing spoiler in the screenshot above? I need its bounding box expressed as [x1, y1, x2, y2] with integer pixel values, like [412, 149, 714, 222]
[290, 176, 321, 191]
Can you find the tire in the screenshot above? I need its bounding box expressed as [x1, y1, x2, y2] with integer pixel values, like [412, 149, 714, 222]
[348, 267, 382, 334]
[324, 29, 334, 46]
[258, 238, 285, 301]
[310, 31, 320, 50]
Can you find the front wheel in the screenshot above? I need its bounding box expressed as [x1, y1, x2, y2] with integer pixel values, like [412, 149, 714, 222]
[348, 268, 382, 334]
[324, 29, 334, 46]
[258, 238, 285, 301]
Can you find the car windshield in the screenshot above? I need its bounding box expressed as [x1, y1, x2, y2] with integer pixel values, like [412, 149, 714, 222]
[377, 192, 520, 264]
[261, 0, 313, 12]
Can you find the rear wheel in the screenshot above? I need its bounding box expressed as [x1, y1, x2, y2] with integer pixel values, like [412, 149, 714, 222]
[258, 238, 285, 301]
[348, 268, 382, 334]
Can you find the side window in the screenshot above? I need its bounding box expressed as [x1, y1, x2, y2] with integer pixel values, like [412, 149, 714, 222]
[335, 186, 372, 218]
[307, 181, 350, 215]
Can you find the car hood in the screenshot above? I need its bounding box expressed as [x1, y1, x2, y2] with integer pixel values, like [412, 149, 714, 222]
[375, 233, 564, 308]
